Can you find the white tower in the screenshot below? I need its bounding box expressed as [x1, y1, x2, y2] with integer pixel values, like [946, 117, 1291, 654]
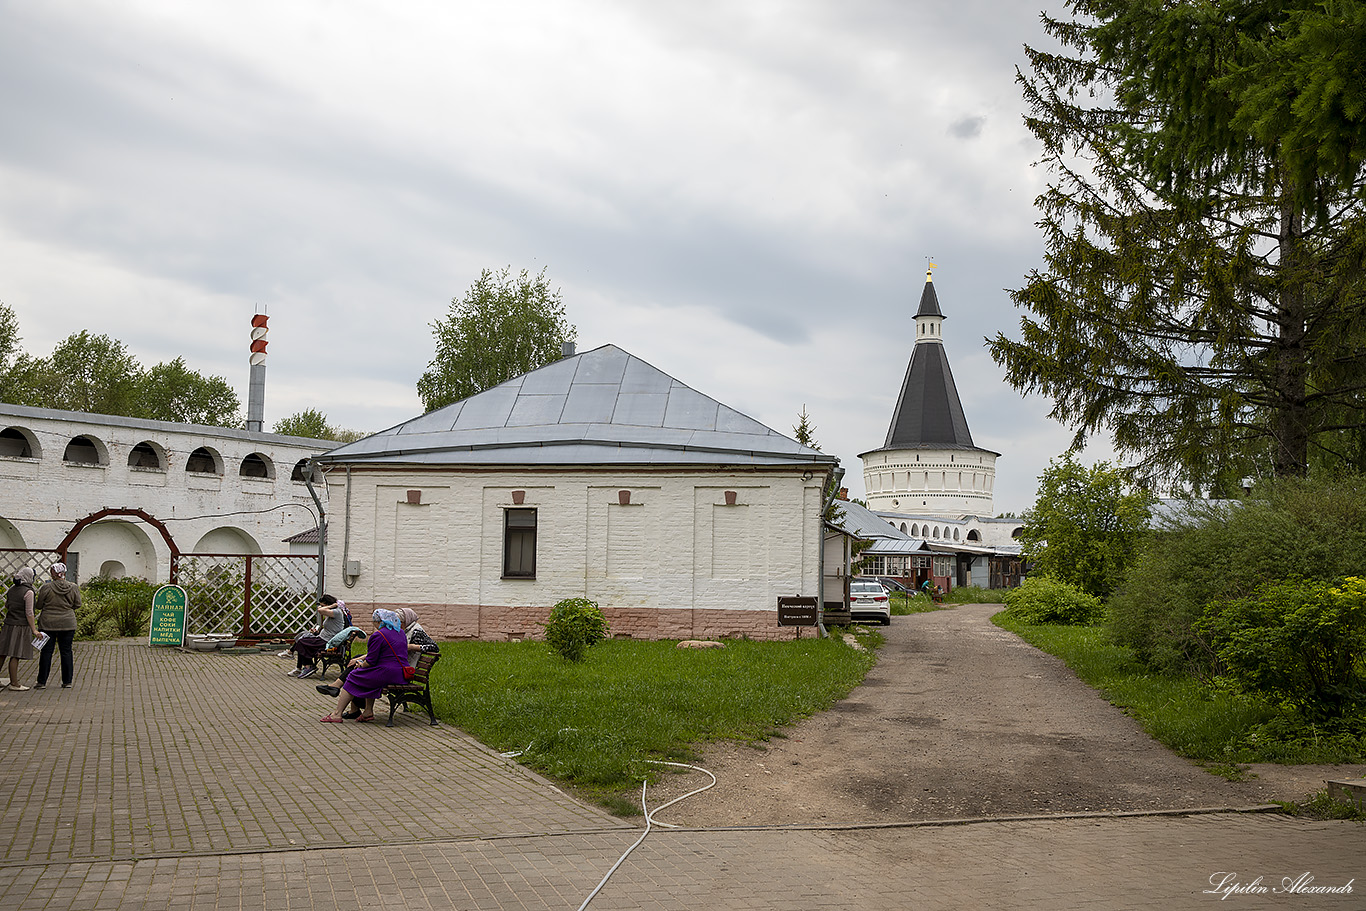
[859, 270, 998, 516]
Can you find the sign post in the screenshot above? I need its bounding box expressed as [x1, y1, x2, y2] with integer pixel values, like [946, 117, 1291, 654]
[149, 584, 188, 647]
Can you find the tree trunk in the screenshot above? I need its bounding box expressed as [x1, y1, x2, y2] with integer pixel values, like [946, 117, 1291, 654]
[1273, 184, 1310, 477]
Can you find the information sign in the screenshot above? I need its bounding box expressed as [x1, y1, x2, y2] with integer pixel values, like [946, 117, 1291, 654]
[777, 596, 818, 626]
[149, 584, 188, 647]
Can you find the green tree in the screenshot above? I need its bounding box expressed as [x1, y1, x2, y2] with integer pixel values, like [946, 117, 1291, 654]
[0, 302, 18, 375]
[792, 405, 848, 526]
[7, 331, 144, 415]
[273, 409, 365, 442]
[417, 267, 577, 412]
[1020, 455, 1153, 600]
[988, 0, 1366, 490]
[135, 358, 240, 426]
[792, 406, 818, 447]
[0, 313, 242, 428]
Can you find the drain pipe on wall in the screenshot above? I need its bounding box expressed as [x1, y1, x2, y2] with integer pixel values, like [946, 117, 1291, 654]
[302, 459, 327, 600]
[817, 465, 845, 639]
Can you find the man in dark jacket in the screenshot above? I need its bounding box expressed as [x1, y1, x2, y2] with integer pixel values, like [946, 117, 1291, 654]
[35, 563, 81, 689]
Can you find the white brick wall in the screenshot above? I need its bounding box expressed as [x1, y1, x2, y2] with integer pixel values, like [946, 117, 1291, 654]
[324, 467, 825, 641]
[0, 405, 330, 581]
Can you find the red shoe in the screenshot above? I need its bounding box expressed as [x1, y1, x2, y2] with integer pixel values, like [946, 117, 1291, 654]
[320, 715, 344, 723]
[356, 714, 375, 723]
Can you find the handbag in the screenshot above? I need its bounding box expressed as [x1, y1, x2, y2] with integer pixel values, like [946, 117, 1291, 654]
[402, 664, 416, 681]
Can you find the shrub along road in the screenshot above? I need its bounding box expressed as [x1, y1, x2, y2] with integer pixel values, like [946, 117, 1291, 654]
[645, 603, 1362, 827]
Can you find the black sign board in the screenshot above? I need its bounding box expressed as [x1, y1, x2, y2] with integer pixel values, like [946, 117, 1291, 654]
[777, 596, 818, 626]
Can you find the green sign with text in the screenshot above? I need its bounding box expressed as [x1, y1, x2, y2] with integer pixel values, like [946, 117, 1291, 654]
[149, 584, 188, 647]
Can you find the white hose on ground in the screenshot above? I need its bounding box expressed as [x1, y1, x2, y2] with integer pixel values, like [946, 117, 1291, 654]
[575, 760, 717, 911]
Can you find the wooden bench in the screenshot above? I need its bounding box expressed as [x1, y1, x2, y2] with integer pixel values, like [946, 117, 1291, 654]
[316, 630, 364, 681]
[383, 651, 441, 727]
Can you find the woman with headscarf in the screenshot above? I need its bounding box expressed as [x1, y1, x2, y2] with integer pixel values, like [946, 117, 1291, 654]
[320, 609, 410, 723]
[397, 608, 440, 658]
[2, 568, 40, 691]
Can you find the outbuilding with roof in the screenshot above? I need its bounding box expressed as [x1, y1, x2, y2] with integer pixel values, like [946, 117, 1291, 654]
[312, 344, 838, 641]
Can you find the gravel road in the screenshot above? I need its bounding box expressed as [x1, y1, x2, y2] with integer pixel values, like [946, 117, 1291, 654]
[645, 603, 1363, 827]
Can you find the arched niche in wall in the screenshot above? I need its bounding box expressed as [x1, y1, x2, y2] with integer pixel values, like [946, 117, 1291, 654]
[192, 526, 262, 555]
[0, 516, 27, 549]
[128, 440, 167, 470]
[291, 459, 321, 483]
[185, 446, 223, 475]
[0, 426, 39, 459]
[239, 452, 275, 479]
[63, 434, 108, 465]
[967, 529, 981, 542]
[67, 519, 158, 582]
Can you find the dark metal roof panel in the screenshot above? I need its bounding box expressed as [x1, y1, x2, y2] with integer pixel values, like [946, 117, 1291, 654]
[883, 342, 975, 448]
[915, 278, 943, 317]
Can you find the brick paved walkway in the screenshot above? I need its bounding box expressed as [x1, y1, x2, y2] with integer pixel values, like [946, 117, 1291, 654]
[2, 641, 1363, 910]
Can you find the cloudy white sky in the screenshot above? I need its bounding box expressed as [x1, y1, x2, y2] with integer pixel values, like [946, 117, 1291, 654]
[0, 0, 1101, 515]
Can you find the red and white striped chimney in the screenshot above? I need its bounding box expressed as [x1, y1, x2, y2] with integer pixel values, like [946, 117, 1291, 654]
[247, 313, 268, 432]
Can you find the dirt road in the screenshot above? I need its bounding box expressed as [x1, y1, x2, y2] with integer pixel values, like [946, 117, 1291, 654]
[646, 603, 1362, 827]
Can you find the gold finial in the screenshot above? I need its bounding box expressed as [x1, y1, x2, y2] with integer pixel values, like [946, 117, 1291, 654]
[926, 259, 937, 281]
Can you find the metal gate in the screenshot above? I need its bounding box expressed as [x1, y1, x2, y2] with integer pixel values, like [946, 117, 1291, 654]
[171, 553, 319, 639]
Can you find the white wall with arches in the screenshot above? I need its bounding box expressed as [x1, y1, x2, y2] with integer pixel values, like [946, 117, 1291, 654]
[0, 403, 333, 583]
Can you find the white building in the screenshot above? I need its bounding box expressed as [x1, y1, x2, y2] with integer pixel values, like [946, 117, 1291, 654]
[313, 344, 838, 641]
[0, 403, 333, 582]
[857, 271, 1024, 589]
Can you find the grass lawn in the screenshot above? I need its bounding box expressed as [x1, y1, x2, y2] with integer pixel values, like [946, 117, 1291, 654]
[991, 612, 1366, 769]
[427, 628, 881, 814]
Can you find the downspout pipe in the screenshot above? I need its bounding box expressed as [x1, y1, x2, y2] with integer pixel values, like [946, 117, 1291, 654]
[302, 458, 327, 599]
[817, 465, 845, 638]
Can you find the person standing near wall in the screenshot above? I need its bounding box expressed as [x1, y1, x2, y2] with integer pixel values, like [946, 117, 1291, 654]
[1, 568, 39, 691]
[35, 563, 80, 690]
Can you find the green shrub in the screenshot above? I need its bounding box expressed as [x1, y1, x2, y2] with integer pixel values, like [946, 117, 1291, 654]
[1198, 577, 1366, 716]
[1110, 475, 1366, 677]
[543, 598, 608, 662]
[1002, 576, 1102, 625]
[77, 577, 160, 638]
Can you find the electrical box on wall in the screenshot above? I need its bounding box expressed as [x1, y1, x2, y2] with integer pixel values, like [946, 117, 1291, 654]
[344, 560, 362, 577]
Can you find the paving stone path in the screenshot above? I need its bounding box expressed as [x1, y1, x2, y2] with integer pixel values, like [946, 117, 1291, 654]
[1, 638, 1362, 910]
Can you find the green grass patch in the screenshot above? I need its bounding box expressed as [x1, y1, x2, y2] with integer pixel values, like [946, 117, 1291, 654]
[943, 585, 1007, 604]
[991, 612, 1366, 766]
[428, 631, 880, 813]
[890, 592, 946, 615]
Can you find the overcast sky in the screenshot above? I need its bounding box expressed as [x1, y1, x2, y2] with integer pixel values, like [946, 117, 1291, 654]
[0, 0, 1103, 515]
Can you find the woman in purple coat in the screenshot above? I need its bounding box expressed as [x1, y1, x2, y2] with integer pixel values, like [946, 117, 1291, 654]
[320, 609, 410, 723]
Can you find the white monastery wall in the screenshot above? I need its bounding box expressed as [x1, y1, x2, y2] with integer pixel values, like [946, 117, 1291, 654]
[0, 405, 330, 582]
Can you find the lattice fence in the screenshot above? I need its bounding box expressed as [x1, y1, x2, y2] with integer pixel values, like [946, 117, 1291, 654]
[0, 548, 66, 581]
[172, 553, 319, 638]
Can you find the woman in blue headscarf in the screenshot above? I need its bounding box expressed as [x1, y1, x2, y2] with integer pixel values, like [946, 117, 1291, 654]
[320, 609, 410, 723]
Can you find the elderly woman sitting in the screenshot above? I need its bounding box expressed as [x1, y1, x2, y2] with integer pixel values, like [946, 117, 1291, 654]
[397, 608, 440, 657]
[320, 609, 410, 723]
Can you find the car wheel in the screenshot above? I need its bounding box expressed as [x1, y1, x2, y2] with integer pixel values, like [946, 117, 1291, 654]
[881, 616, 891, 626]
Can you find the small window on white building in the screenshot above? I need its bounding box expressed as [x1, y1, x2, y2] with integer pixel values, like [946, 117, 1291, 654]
[240, 452, 274, 479]
[63, 435, 102, 465]
[128, 441, 163, 470]
[503, 508, 537, 578]
[186, 447, 221, 474]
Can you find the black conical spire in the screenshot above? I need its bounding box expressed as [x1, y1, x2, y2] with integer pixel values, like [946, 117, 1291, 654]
[882, 273, 975, 449]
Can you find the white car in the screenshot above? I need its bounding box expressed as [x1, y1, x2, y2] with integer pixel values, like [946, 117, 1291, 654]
[848, 580, 891, 625]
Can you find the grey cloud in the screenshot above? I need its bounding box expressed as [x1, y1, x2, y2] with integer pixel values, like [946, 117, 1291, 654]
[949, 116, 986, 139]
